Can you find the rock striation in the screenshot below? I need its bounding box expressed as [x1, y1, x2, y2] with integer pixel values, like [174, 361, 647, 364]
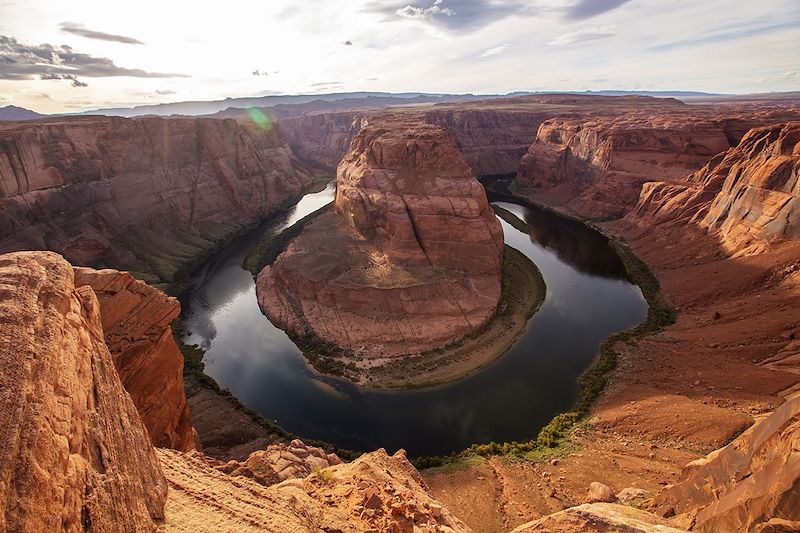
[257, 116, 504, 361]
[73, 267, 197, 451]
[630, 122, 800, 254]
[0, 251, 166, 532]
[652, 393, 800, 532]
[515, 109, 800, 219]
[0, 116, 313, 283]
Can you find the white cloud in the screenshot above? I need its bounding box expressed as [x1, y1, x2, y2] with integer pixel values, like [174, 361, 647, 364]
[480, 44, 509, 57]
[549, 27, 615, 46]
[396, 0, 454, 20]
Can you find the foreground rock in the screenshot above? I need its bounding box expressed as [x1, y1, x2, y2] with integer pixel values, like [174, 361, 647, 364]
[258, 116, 504, 365]
[511, 503, 687, 533]
[0, 252, 166, 532]
[74, 267, 197, 451]
[212, 439, 342, 486]
[652, 393, 800, 532]
[158, 447, 471, 532]
[0, 116, 312, 284]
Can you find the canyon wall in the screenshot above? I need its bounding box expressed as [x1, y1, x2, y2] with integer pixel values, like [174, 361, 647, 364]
[0, 116, 313, 284]
[0, 252, 166, 532]
[631, 122, 800, 254]
[74, 267, 197, 451]
[423, 109, 547, 176]
[276, 107, 545, 177]
[258, 116, 504, 361]
[515, 109, 800, 219]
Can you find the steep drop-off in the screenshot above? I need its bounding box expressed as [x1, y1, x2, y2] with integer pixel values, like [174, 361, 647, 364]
[515, 109, 800, 219]
[0, 251, 166, 532]
[73, 267, 197, 451]
[257, 116, 504, 373]
[0, 116, 313, 284]
[631, 122, 800, 254]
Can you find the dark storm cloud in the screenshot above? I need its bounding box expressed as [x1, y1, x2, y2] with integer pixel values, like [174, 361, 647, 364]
[0, 35, 189, 80]
[59, 22, 144, 45]
[563, 0, 632, 21]
[366, 0, 534, 33]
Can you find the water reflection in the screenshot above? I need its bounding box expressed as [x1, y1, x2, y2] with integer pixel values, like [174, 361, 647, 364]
[181, 185, 647, 457]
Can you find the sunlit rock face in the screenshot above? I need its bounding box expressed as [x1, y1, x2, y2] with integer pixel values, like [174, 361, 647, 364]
[0, 251, 167, 532]
[629, 122, 800, 255]
[257, 116, 504, 358]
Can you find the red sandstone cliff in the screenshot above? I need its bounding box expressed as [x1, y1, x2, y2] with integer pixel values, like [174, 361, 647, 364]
[0, 252, 167, 532]
[0, 116, 313, 283]
[74, 267, 197, 451]
[257, 116, 504, 361]
[631, 122, 800, 254]
[515, 109, 800, 219]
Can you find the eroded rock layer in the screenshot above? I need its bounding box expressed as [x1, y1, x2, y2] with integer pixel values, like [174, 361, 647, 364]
[0, 116, 313, 283]
[515, 109, 800, 219]
[0, 251, 166, 532]
[258, 116, 504, 359]
[74, 267, 197, 451]
[631, 122, 800, 254]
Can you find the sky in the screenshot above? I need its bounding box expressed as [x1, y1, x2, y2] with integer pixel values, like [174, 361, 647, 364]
[0, 0, 798, 113]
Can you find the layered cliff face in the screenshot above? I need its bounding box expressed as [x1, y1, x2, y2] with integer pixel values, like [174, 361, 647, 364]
[515, 114, 732, 219]
[0, 251, 166, 532]
[275, 112, 364, 168]
[73, 267, 197, 451]
[515, 109, 800, 220]
[631, 122, 800, 254]
[424, 109, 547, 177]
[257, 116, 504, 364]
[0, 116, 313, 283]
[652, 393, 800, 532]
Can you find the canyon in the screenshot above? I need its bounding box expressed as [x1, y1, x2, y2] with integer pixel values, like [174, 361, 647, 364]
[0, 94, 799, 532]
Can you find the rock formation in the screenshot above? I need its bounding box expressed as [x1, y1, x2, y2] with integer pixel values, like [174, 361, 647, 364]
[257, 116, 504, 360]
[212, 439, 342, 486]
[631, 122, 800, 254]
[511, 503, 688, 533]
[158, 447, 471, 532]
[515, 109, 800, 219]
[73, 267, 197, 451]
[0, 116, 313, 283]
[0, 251, 166, 532]
[652, 393, 800, 532]
[276, 112, 366, 168]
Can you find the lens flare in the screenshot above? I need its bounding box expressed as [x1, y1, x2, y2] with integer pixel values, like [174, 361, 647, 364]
[247, 107, 272, 130]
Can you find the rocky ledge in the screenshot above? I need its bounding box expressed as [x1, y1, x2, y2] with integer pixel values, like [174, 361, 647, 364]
[256, 116, 505, 381]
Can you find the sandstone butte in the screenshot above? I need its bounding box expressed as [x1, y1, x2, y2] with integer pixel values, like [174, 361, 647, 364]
[0, 116, 313, 285]
[257, 116, 505, 360]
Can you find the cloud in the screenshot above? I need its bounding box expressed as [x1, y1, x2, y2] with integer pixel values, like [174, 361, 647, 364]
[156, 89, 176, 95]
[563, 0, 631, 21]
[39, 72, 88, 87]
[368, 0, 533, 33]
[0, 35, 189, 80]
[344, 40, 353, 45]
[252, 70, 269, 76]
[549, 27, 615, 45]
[59, 22, 144, 44]
[480, 44, 509, 57]
[650, 19, 800, 52]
